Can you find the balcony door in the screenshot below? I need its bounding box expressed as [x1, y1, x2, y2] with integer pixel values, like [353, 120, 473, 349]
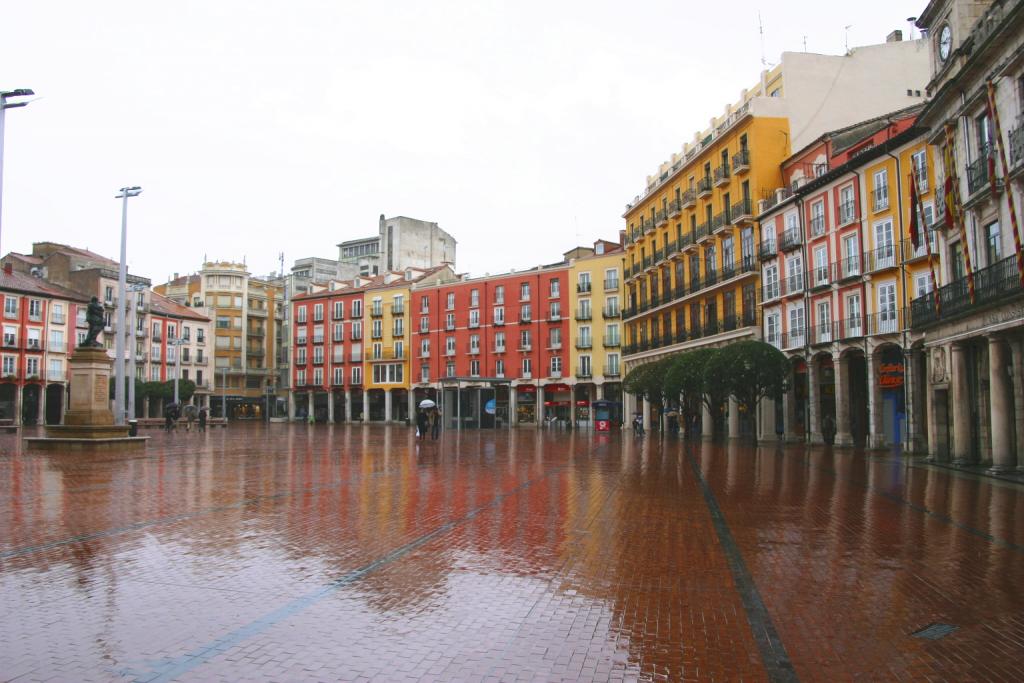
[877, 282, 897, 333]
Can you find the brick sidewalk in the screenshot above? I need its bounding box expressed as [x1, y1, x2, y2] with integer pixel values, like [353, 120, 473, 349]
[1, 426, 1023, 681]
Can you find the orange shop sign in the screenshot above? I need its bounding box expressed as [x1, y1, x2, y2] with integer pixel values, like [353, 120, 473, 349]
[878, 362, 904, 388]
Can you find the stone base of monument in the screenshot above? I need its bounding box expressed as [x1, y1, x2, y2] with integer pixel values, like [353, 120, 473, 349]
[24, 347, 148, 452]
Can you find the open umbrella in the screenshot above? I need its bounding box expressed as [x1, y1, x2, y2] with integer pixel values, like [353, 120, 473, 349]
[418, 399, 436, 409]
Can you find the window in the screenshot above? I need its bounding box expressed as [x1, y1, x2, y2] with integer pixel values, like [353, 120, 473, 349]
[352, 300, 362, 317]
[49, 359, 63, 381]
[333, 323, 344, 342]
[351, 366, 362, 384]
[4, 297, 17, 318]
[519, 330, 532, 350]
[846, 293, 862, 336]
[872, 169, 889, 210]
[522, 357, 532, 378]
[420, 364, 430, 383]
[333, 367, 344, 385]
[495, 359, 505, 377]
[842, 234, 860, 276]
[296, 326, 307, 345]
[788, 304, 806, 346]
[915, 272, 933, 299]
[446, 336, 456, 355]
[333, 344, 345, 362]
[469, 309, 480, 327]
[104, 286, 113, 304]
[333, 301, 345, 319]
[313, 346, 324, 364]
[25, 328, 41, 350]
[765, 312, 780, 347]
[493, 306, 505, 325]
[371, 298, 383, 316]
[810, 201, 825, 236]
[420, 316, 429, 333]
[28, 299, 42, 320]
[606, 323, 619, 345]
[986, 221, 1002, 265]
[392, 295, 404, 314]
[579, 355, 592, 377]
[393, 318, 404, 336]
[420, 296, 429, 314]
[549, 279, 560, 297]
[606, 353, 620, 376]
[351, 321, 362, 340]
[2, 326, 15, 348]
[520, 283, 530, 301]
[604, 268, 619, 291]
[494, 285, 505, 304]
[495, 331, 506, 351]
[578, 273, 591, 292]
[296, 305, 307, 323]
[786, 255, 804, 292]
[371, 319, 382, 339]
[813, 245, 829, 286]
[470, 359, 480, 377]
[606, 296, 619, 316]
[445, 313, 455, 330]
[313, 325, 324, 343]
[446, 292, 455, 310]
[1, 355, 14, 376]
[550, 356, 562, 376]
[874, 220, 895, 268]
[839, 185, 855, 224]
[313, 304, 324, 322]
[912, 149, 928, 192]
[816, 301, 832, 343]
[877, 282, 897, 333]
[549, 327, 562, 348]
[470, 289, 479, 307]
[520, 304, 531, 322]
[764, 265, 779, 300]
[49, 329, 64, 351]
[51, 303, 64, 325]
[420, 338, 430, 357]
[296, 347, 307, 364]
[550, 302, 561, 319]
[469, 334, 480, 353]
[446, 361, 456, 378]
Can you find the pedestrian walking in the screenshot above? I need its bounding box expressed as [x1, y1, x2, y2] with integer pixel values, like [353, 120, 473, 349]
[633, 413, 644, 436]
[430, 407, 441, 440]
[184, 405, 197, 432]
[416, 408, 429, 439]
[822, 413, 837, 446]
[198, 406, 208, 432]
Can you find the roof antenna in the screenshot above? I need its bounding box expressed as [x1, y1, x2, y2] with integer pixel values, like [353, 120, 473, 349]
[844, 25, 853, 54]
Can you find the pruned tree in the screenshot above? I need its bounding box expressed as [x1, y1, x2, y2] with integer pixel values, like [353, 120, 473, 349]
[708, 340, 788, 445]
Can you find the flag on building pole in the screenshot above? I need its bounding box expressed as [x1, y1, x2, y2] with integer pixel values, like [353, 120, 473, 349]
[911, 165, 941, 317]
[986, 79, 1024, 288]
[944, 123, 975, 302]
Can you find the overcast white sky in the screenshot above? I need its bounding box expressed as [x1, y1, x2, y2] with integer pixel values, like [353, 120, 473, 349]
[2, 0, 928, 283]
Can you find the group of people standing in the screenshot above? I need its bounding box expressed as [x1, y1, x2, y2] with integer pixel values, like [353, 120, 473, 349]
[163, 403, 208, 432]
[416, 407, 442, 441]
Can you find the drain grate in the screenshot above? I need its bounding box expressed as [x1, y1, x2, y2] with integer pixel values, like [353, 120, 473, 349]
[911, 623, 959, 640]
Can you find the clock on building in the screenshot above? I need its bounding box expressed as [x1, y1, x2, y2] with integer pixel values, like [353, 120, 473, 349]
[938, 23, 952, 62]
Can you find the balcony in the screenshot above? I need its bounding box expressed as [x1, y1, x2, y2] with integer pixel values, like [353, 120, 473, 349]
[23, 338, 44, 352]
[386, 348, 406, 359]
[809, 322, 834, 346]
[418, 325, 430, 334]
[695, 222, 712, 243]
[732, 148, 750, 174]
[713, 164, 731, 187]
[901, 233, 939, 263]
[575, 338, 593, 350]
[655, 209, 668, 227]
[838, 200, 857, 225]
[731, 198, 753, 225]
[680, 188, 697, 209]
[603, 278, 619, 292]
[654, 248, 664, 263]
[575, 367, 593, 380]
[966, 146, 998, 197]
[370, 307, 384, 318]
[838, 255, 861, 280]
[696, 176, 713, 198]
[809, 264, 831, 291]
[912, 255, 1024, 329]
[809, 214, 826, 238]
[779, 227, 802, 252]
[547, 338, 562, 350]
[864, 244, 898, 272]
[603, 365, 621, 378]
[549, 370, 563, 379]
[445, 347, 456, 356]
[781, 330, 806, 350]
[419, 349, 431, 358]
[577, 281, 592, 294]
[668, 198, 682, 218]
[711, 210, 729, 233]
[602, 335, 620, 348]
[392, 305, 405, 315]
[467, 344, 480, 355]
[642, 255, 653, 270]
[518, 343, 532, 352]
[758, 240, 778, 260]
[872, 186, 889, 212]
[494, 345, 506, 353]
[574, 308, 592, 322]
[837, 316, 865, 340]
[350, 331, 363, 341]
[782, 273, 804, 297]
[601, 306, 620, 319]
[702, 319, 720, 337]
[642, 218, 655, 234]
[248, 307, 268, 318]
[865, 309, 904, 336]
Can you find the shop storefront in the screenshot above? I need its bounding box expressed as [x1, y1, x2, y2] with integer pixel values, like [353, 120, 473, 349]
[516, 385, 537, 424]
[543, 383, 572, 425]
[878, 346, 906, 447]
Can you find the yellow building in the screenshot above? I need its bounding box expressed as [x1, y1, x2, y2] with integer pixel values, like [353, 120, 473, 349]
[363, 281, 411, 421]
[622, 39, 931, 434]
[567, 241, 624, 418]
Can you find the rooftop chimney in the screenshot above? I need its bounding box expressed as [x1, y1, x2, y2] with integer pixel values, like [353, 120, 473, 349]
[2, 263, 11, 275]
[886, 30, 903, 43]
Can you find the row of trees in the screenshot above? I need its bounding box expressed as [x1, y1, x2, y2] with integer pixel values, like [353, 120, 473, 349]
[622, 340, 789, 445]
[109, 378, 197, 404]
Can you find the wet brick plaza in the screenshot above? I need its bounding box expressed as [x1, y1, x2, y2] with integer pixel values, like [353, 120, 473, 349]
[2, 424, 1024, 682]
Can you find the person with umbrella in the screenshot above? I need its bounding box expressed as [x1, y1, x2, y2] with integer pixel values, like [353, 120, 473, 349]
[416, 399, 433, 438]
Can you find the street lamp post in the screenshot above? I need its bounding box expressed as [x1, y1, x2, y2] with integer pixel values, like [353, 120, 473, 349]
[170, 338, 185, 405]
[113, 186, 142, 425]
[0, 88, 34, 256]
[221, 366, 227, 420]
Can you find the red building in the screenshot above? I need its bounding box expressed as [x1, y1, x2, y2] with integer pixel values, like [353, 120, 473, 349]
[411, 263, 571, 426]
[0, 263, 90, 425]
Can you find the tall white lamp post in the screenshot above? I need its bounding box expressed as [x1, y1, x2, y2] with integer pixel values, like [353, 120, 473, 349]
[113, 186, 141, 425]
[0, 88, 34, 255]
[127, 284, 147, 418]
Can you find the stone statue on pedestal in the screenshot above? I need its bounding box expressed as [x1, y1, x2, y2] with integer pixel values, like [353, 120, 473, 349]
[82, 297, 105, 348]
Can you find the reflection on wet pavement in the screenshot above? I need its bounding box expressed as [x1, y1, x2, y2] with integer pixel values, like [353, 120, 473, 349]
[2, 425, 1024, 681]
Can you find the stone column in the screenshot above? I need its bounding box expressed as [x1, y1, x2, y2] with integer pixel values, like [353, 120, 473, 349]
[834, 354, 853, 446]
[384, 390, 393, 422]
[782, 374, 797, 441]
[701, 400, 712, 438]
[14, 386, 23, 426]
[407, 390, 415, 424]
[344, 389, 352, 422]
[728, 395, 740, 439]
[759, 396, 776, 442]
[903, 349, 918, 453]
[808, 359, 822, 444]
[307, 392, 313, 421]
[866, 354, 884, 449]
[327, 391, 335, 423]
[39, 387, 47, 426]
[987, 337, 1013, 473]
[1012, 339, 1024, 472]
[623, 391, 635, 429]
[287, 391, 295, 420]
[536, 386, 544, 425]
[951, 344, 972, 464]
[362, 391, 369, 423]
[642, 397, 651, 432]
[511, 386, 519, 426]
[143, 395, 150, 418]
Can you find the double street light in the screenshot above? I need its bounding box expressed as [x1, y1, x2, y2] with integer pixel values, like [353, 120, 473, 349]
[0, 88, 35, 255]
[114, 186, 142, 425]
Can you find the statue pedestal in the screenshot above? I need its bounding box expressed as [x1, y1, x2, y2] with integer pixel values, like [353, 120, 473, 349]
[25, 347, 148, 452]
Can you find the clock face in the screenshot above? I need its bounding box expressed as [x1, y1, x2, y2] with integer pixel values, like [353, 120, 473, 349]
[939, 24, 952, 61]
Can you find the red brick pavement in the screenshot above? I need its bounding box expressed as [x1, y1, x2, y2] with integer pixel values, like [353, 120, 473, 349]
[1, 425, 1023, 681]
